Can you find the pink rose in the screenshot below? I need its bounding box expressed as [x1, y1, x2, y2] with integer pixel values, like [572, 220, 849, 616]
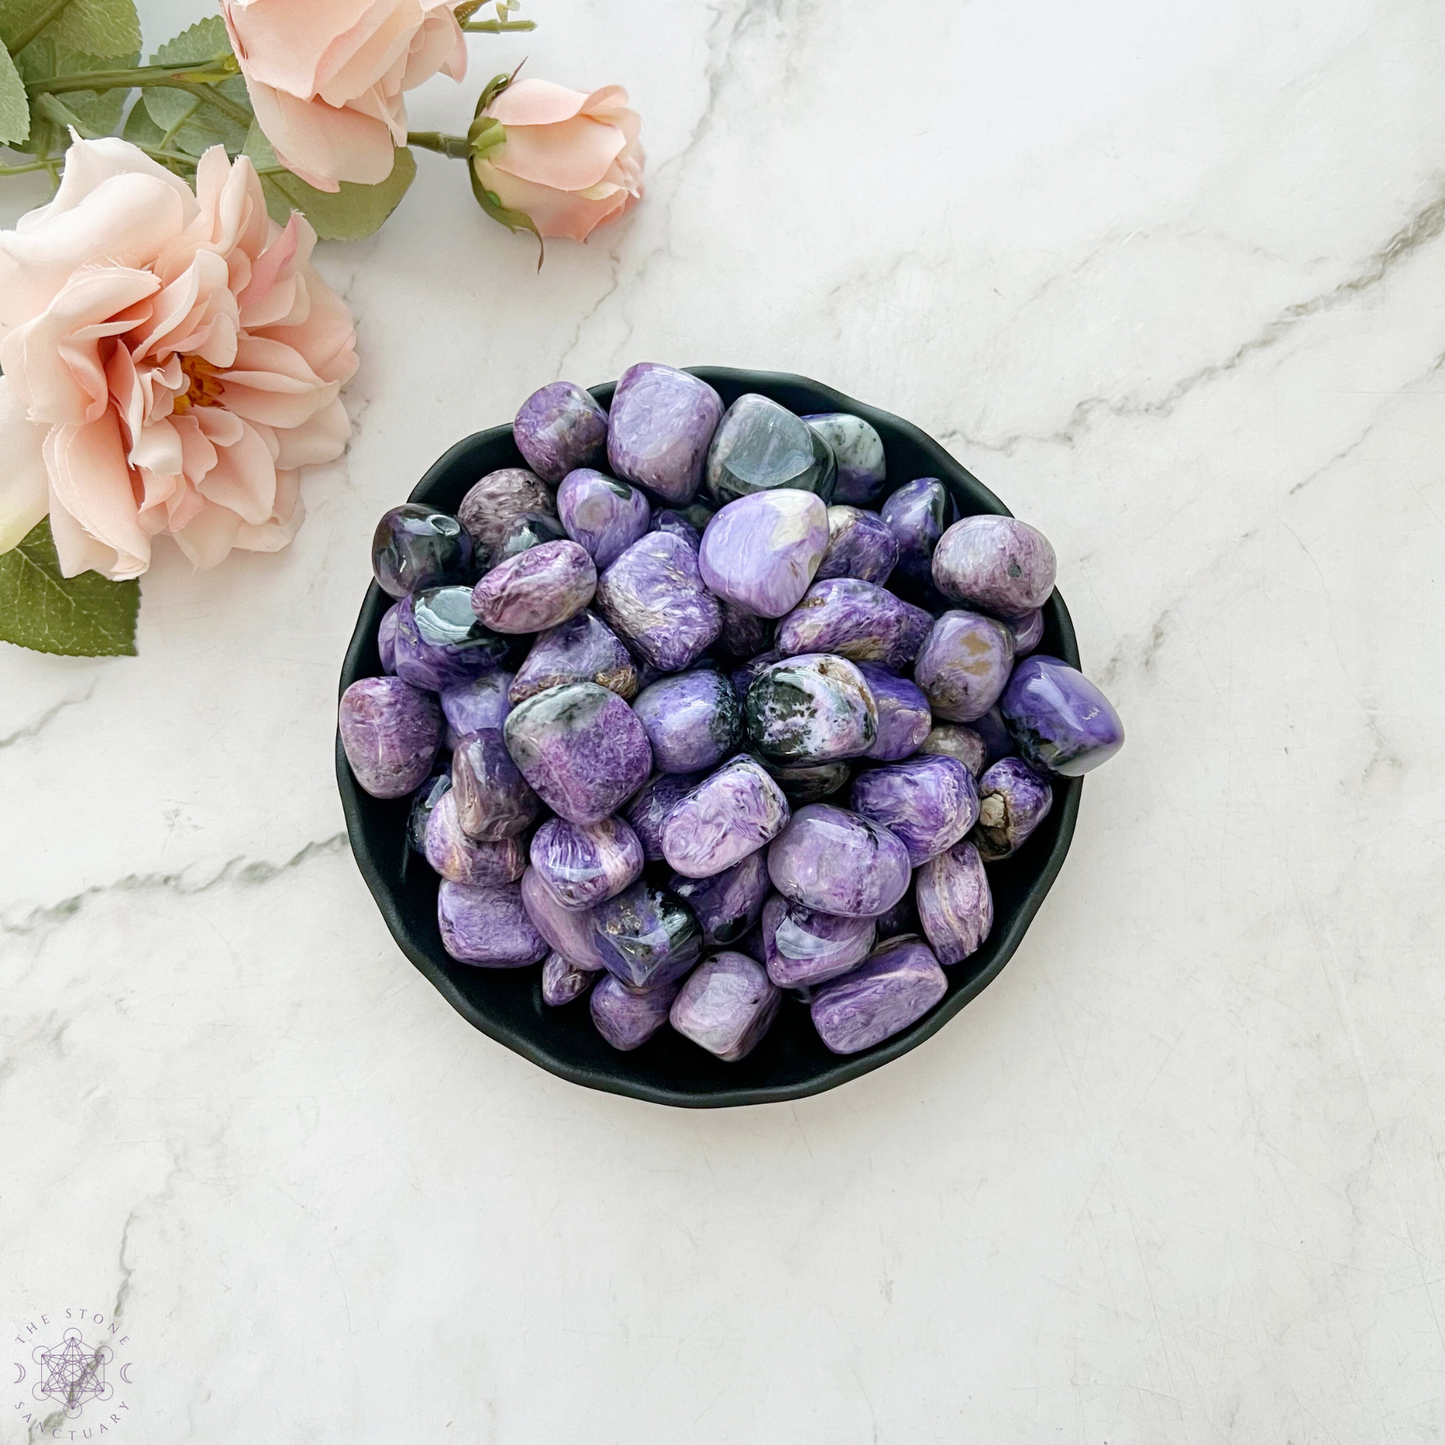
[0, 138, 358, 580]
[474, 79, 644, 241]
[221, 0, 467, 192]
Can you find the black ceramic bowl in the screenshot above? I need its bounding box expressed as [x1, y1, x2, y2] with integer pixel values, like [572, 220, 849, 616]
[337, 367, 1082, 1108]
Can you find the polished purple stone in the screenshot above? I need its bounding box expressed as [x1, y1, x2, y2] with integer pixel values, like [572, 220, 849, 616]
[767, 803, 912, 917]
[623, 770, 707, 861]
[378, 603, 399, 672]
[452, 727, 540, 839]
[811, 935, 947, 1054]
[541, 950, 596, 1005]
[669, 850, 769, 945]
[916, 723, 989, 777]
[590, 973, 679, 1050]
[855, 663, 931, 761]
[880, 477, 955, 599]
[593, 531, 722, 672]
[744, 653, 878, 763]
[973, 757, 1054, 860]
[704, 393, 836, 506]
[529, 815, 643, 909]
[509, 611, 638, 703]
[470, 539, 596, 635]
[661, 754, 792, 879]
[407, 770, 452, 852]
[816, 505, 899, 585]
[999, 655, 1125, 776]
[592, 879, 703, 990]
[648, 508, 702, 549]
[716, 602, 773, 661]
[441, 671, 512, 746]
[437, 878, 548, 966]
[761, 893, 875, 988]
[1006, 609, 1044, 657]
[775, 578, 930, 671]
[520, 866, 606, 969]
[457, 467, 556, 557]
[849, 754, 979, 866]
[670, 952, 780, 1062]
[972, 705, 1018, 765]
[873, 885, 920, 942]
[916, 840, 993, 964]
[932, 515, 1057, 615]
[914, 610, 1015, 723]
[556, 468, 650, 569]
[371, 503, 474, 598]
[425, 789, 527, 885]
[504, 682, 652, 824]
[803, 414, 886, 506]
[393, 587, 511, 691]
[698, 490, 829, 618]
[514, 381, 609, 483]
[632, 670, 742, 774]
[730, 647, 783, 700]
[486, 510, 569, 571]
[606, 363, 723, 504]
[759, 757, 852, 803]
[339, 677, 443, 798]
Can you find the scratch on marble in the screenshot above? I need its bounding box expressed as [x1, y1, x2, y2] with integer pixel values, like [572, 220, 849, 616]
[112, 1207, 138, 1323]
[0, 681, 97, 750]
[1100, 607, 1172, 689]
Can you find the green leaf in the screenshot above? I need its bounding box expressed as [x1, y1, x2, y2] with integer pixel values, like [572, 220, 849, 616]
[142, 16, 250, 158]
[244, 122, 416, 240]
[0, 36, 29, 144]
[0, 517, 138, 657]
[1, 0, 141, 63]
[14, 39, 137, 154]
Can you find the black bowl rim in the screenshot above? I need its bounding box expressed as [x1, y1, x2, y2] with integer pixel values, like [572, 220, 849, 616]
[337, 366, 1082, 1108]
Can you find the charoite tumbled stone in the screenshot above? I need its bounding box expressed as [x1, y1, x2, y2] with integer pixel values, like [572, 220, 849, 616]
[438, 878, 548, 967]
[916, 722, 989, 778]
[529, 815, 644, 909]
[486, 510, 569, 571]
[761, 894, 875, 988]
[880, 477, 955, 599]
[606, 363, 723, 504]
[594, 531, 722, 672]
[698, 490, 829, 618]
[457, 467, 555, 557]
[856, 663, 931, 761]
[425, 789, 528, 885]
[972, 706, 1018, 766]
[509, 611, 638, 703]
[648, 508, 702, 549]
[378, 603, 399, 673]
[1006, 608, 1044, 657]
[670, 952, 780, 1062]
[452, 728, 541, 840]
[759, 757, 852, 804]
[660, 753, 791, 879]
[776, 578, 931, 671]
[705, 392, 836, 507]
[520, 867, 606, 969]
[873, 886, 920, 942]
[407, 770, 452, 852]
[393, 587, 511, 691]
[803, 413, 886, 506]
[767, 803, 912, 918]
[849, 754, 978, 866]
[972, 757, 1054, 860]
[592, 879, 704, 990]
[541, 951, 596, 1006]
[623, 769, 708, 861]
[372, 503, 474, 598]
[730, 648, 783, 700]
[716, 602, 772, 661]
[913, 610, 1015, 723]
[513, 381, 609, 483]
[916, 840, 993, 965]
[632, 670, 742, 774]
[669, 850, 769, 945]
[810, 935, 947, 1054]
[470, 539, 596, 634]
[931, 514, 1057, 616]
[999, 655, 1125, 776]
[440, 670, 513, 744]
[504, 682, 652, 824]
[590, 973, 678, 1050]
[744, 653, 878, 763]
[339, 677, 443, 799]
[816, 505, 899, 585]
[556, 468, 650, 569]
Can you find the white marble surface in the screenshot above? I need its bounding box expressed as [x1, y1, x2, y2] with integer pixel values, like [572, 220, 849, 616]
[3, 0, 1444, 1439]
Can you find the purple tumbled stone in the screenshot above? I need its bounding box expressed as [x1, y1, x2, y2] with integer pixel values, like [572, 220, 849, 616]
[378, 603, 399, 673]
[972, 757, 1054, 860]
[730, 647, 783, 700]
[767, 803, 912, 918]
[371, 503, 474, 598]
[670, 951, 780, 1061]
[509, 611, 639, 703]
[339, 677, 443, 799]
[503, 681, 652, 824]
[811, 935, 947, 1054]
[457, 467, 556, 557]
[648, 508, 702, 549]
[452, 728, 540, 840]
[593, 531, 722, 672]
[705, 393, 836, 507]
[761, 893, 875, 988]
[759, 757, 852, 804]
[541, 950, 596, 1005]
[999, 655, 1125, 776]
[632, 670, 742, 774]
[669, 850, 770, 946]
[556, 468, 651, 569]
[393, 587, 511, 691]
[592, 878, 704, 990]
[520, 867, 606, 970]
[914, 610, 1016, 723]
[485, 510, 569, 572]
[425, 789, 528, 884]
[803, 414, 886, 506]
[606, 363, 723, 504]
[407, 770, 452, 852]
[855, 663, 931, 761]
[744, 653, 878, 764]
[661, 754, 791, 879]
[590, 973, 679, 1050]
[440, 671, 513, 746]
[623, 770, 708, 860]
[470, 539, 596, 635]
[916, 723, 989, 778]
[775, 578, 930, 671]
[514, 381, 609, 483]
[873, 886, 920, 942]
[972, 705, 1018, 765]
[880, 477, 956, 601]
[916, 840, 993, 964]
[698, 490, 829, 618]
[437, 878, 548, 967]
[816, 505, 899, 584]
[716, 602, 772, 661]
[1006, 609, 1044, 658]
[529, 815, 643, 909]
[932, 515, 1057, 616]
[849, 754, 979, 866]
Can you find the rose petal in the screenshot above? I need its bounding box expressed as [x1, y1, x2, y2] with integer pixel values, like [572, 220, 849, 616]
[44, 415, 151, 580]
[486, 78, 589, 127]
[491, 115, 628, 193]
[0, 375, 52, 553]
[247, 80, 397, 191]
